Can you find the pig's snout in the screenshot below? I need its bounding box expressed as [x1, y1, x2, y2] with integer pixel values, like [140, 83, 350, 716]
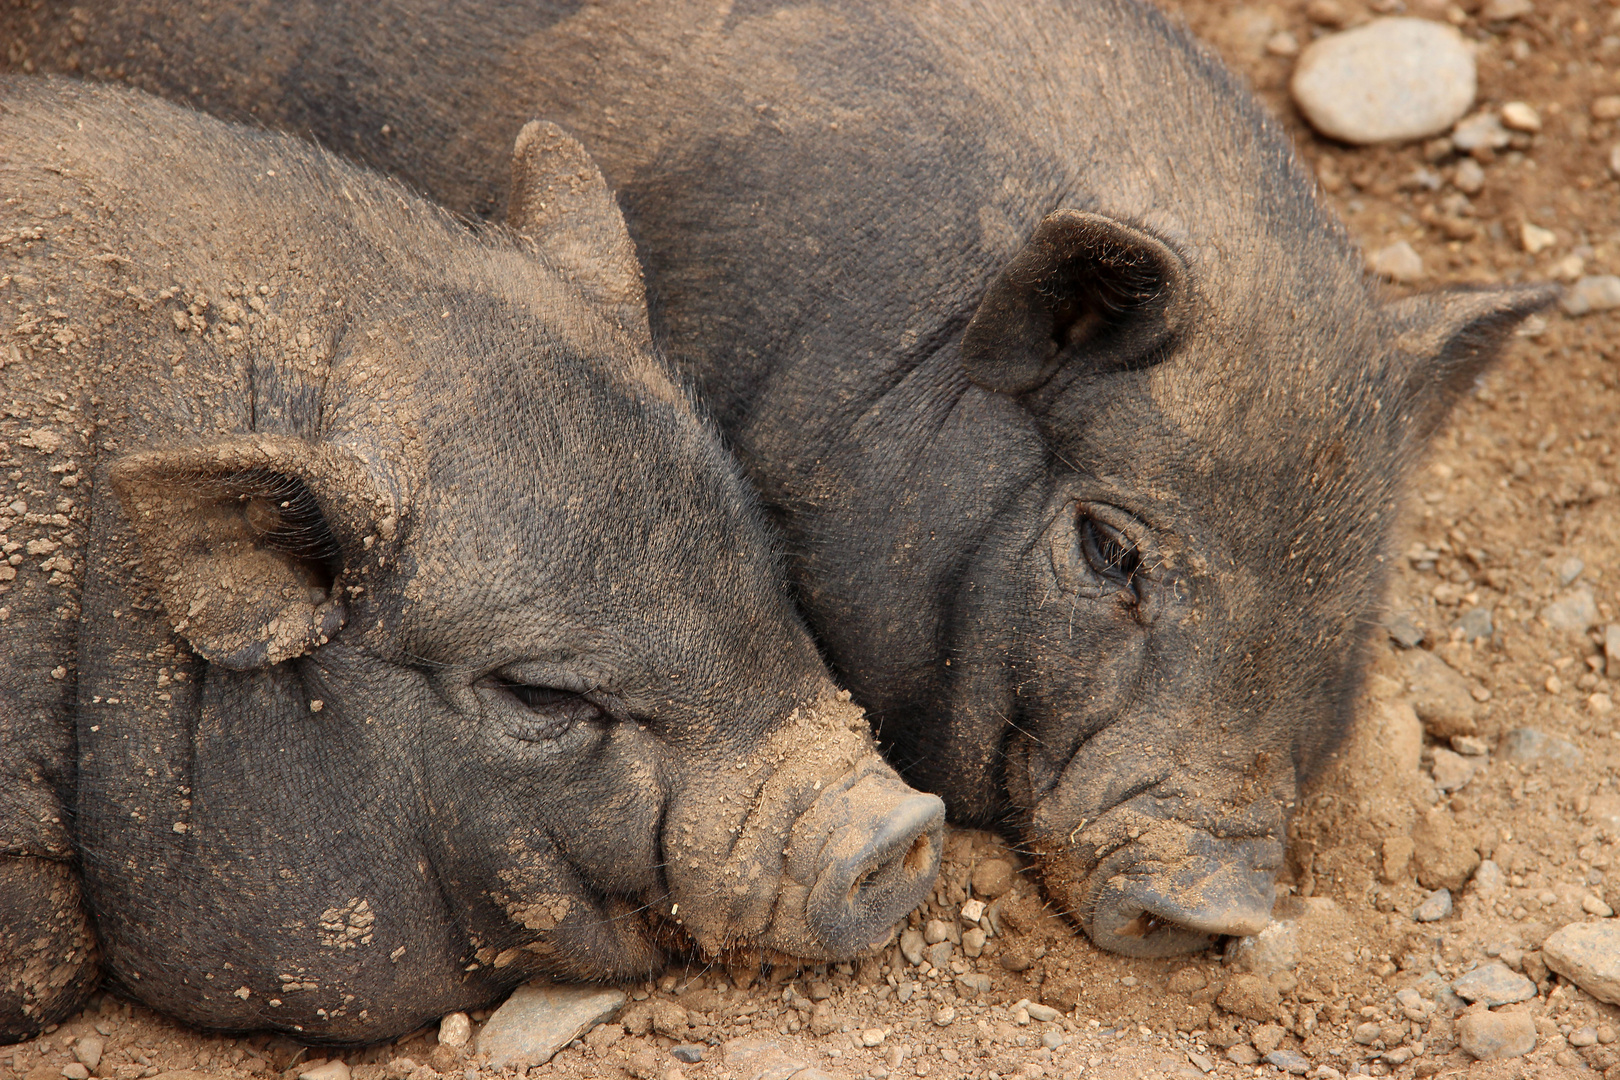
[793, 774, 945, 956]
[1079, 831, 1279, 958]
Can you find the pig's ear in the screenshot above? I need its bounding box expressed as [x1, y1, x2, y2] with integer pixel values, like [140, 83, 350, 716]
[1387, 282, 1560, 438]
[108, 435, 402, 671]
[506, 119, 652, 348]
[961, 210, 1189, 394]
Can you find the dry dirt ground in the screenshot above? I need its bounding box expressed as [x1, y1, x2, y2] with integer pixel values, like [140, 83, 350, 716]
[5, 0, 1620, 1078]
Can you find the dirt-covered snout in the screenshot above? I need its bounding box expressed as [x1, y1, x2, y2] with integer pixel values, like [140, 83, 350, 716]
[661, 695, 945, 961]
[1020, 718, 1296, 958]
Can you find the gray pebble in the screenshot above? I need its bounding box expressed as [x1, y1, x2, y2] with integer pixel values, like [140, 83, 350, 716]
[1471, 860, 1506, 895]
[1386, 611, 1426, 648]
[1454, 606, 1493, 642]
[899, 927, 925, 966]
[1557, 556, 1586, 586]
[1500, 728, 1584, 770]
[1607, 623, 1620, 679]
[475, 981, 627, 1070]
[1451, 111, 1512, 153]
[1561, 276, 1620, 317]
[1290, 18, 1476, 144]
[1414, 888, 1453, 922]
[1430, 749, 1477, 794]
[1451, 962, 1536, 1006]
[672, 1044, 705, 1063]
[1265, 1048, 1312, 1075]
[924, 940, 954, 969]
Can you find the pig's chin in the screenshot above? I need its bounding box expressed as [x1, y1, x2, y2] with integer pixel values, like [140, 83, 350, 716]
[1030, 811, 1282, 959]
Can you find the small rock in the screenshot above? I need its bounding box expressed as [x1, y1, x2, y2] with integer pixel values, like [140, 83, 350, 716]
[1594, 95, 1620, 120]
[1367, 241, 1424, 282]
[1187, 1051, 1216, 1073]
[1429, 748, 1476, 793]
[1499, 728, 1583, 770]
[299, 1063, 351, 1080]
[1451, 735, 1489, 756]
[438, 1013, 471, 1049]
[61, 1066, 90, 1080]
[1252, 1024, 1286, 1055]
[960, 898, 986, 924]
[1520, 222, 1557, 255]
[1266, 1049, 1312, 1075]
[1226, 919, 1300, 975]
[1453, 607, 1492, 642]
[1412, 809, 1479, 891]
[723, 1036, 808, 1080]
[961, 927, 987, 957]
[899, 927, 925, 966]
[671, 1045, 704, 1064]
[1471, 860, 1506, 895]
[1400, 649, 1479, 738]
[1025, 1002, 1060, 1022]
[971, 858, 1016, 898]
[955, 972, 992, 997]
[923, 919, 951, 945]
[1353, 1021, 1382, 1044]
[1557, 556, 1585, 585]
[1217, 973, 1282, 1022]
[1386, 611, 1426, 648]
[1606, 625, 1620, 679]
[1481, 0, 1533, 16]
[1457, 1010, 1536, 1060]
[73, 1037, 104, 1071]
[1306, 0, 1350, 26]
[1561, 276, 1620, 317]
[1291, 19, 1476, 144]
[932, 1005, 957, 1027]
[1542, 922, 1620, 1005]
[1451, 962, 1536, 1005]
[1414, 888, 1453, 922]
[1040, 1030, 1064, 1050]
[1571, 1027, 1599, 1048]
[1545, 587, 1598, 631]
[1226, 1044, 1261, 1065]
[1499, 101, 1541, 132]
[1452, 158, 1486, 194]
[924, 940, 953, 968]
[1267, 31, 1301, 56]
[1452, 111, 1512, 153]
[1585, 894, 1615, 917]
[807, 981, 832, 1001]
[1600, 1023, 1617, 1044]
[475, 981, 627, 1069]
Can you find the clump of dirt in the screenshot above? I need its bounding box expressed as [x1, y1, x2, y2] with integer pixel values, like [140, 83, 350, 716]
[5, 0, 1620, 1077]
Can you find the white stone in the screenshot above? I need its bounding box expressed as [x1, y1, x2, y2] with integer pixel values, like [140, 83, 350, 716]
[960, 898, 986, 924]
[1543, 587, 1598, 631]
[1500, 102, 1541, 132]
[1452, 158, 1486, 194]
[1226, 918, 1300, 975]
[1471, 860, 1506, 895]
[438, 1011, 472, 1048]
[1367, 241, 1424, 282]
[1561, 276, 1620, 317]
[1290, 19, 1476, 144]
[1582, 894, 1614, 918]
[298, 1062, 351, 1080]
[476, 981, 627, 1069]
[1430, 747, 1477, 792]
[861, 1028, 886, 1047]
[1481, 0, 1533, 18]
[1452, 112, 1512, 152]
[1520, 222, 1557, 254]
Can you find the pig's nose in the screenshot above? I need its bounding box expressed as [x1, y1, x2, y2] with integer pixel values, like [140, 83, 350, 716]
[804, 786, 945, 956]
[1081, 833, 1279, 958]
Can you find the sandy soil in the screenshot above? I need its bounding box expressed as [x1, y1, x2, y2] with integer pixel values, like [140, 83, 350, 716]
[4, 0, 1619, 1078]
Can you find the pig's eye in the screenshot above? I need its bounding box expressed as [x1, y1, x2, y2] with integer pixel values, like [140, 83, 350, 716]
[1080, 515, 1141, 589]
[490, 679, 605, 742]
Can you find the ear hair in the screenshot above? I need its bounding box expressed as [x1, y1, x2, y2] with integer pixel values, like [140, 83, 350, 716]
[109, 435, 401, 670]
[1387, 282, 1561, 441]
[961, 210, 1190, 395]
[506, 119, 652, 348]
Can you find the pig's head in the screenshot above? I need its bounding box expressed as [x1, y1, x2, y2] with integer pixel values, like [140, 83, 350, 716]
[79, 118, 940, 1039]
[936, 209, 1555, 957]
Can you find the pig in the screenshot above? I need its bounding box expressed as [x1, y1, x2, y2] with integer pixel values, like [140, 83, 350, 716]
[0, 76, 944, 1044]
[1, 0, 1556, 956]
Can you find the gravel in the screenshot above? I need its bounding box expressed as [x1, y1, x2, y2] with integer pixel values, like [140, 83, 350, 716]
[1290, 18, 1475, 144]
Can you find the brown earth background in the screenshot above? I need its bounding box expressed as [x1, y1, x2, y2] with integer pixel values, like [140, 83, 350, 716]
[5, 0, 1620, 1078]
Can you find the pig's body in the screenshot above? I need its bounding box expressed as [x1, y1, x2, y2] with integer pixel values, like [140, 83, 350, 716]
[2, 0, 1553, 955]
[0, 77, 942, 1043]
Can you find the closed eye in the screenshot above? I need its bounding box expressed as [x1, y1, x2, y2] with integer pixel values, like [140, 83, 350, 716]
[485, 678, 606, 742]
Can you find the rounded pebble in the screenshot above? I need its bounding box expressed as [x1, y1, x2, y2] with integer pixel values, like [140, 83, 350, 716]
[1414, 887, 1453, 922]
[861, 1028, 886, 1047]
[1291, 18, 1476, 144]
[1367, 241, 1424, 282]
[438, 1012, 471, 1048]
[1457, 1010, 1537, 1060]
[970, 858, 1016, 898]
[1500, 101, 1541, 132]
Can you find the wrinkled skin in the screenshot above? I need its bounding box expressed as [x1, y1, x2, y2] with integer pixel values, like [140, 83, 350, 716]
[0, 78, 942, 1044]
[0, 0, 1556, 956]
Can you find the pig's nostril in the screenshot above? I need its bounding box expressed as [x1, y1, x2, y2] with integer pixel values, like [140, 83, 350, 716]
[901, 831, 933, 878]
[806, 790, 945, 957]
